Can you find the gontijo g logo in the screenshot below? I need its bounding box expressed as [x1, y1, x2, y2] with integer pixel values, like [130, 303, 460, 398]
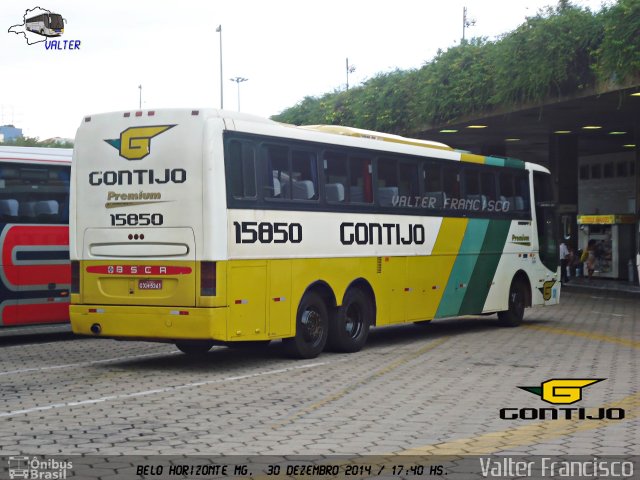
[519, 378, 604, 405]
[500, 378, 626, 420]
[105, 125, 176, 161]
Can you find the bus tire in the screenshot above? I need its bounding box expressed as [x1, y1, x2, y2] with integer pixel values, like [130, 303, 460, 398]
[283, 291, 329, 359]
[175, 340, 214, 355]
[328, 288, 371, 353]
[498, 279, 526, 327]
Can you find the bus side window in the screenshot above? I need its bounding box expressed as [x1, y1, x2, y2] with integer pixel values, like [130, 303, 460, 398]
[442, 166, 460, 206]
[514, 172, 531, 213]
[398, 161, 419, 198]
[264, 144, 290, 199]
[0, 199, 19, 223]
[291, 150, 318, 201]
[377, 158, 398, 207]
[349, 156, 373, 204]
[464, 168, 487, 212]
[323, 151, 347, 203]
[228, 140, 257, 199]
[424, 162, 445, 209]
[480, 171, 497, 202]
[499, 172, 514, 211]
[35, 200, 59, 223]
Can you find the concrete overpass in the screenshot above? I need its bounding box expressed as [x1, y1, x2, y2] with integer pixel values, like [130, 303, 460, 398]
[418, 83, 640, 279]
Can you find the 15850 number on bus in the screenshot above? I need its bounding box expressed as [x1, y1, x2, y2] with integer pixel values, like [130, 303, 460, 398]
[110, 213, 164, 226]
[233, 221, 302, 244]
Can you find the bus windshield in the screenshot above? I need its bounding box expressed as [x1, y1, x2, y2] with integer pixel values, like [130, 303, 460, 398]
[533, 171, 557, 272]
[49, 15, 64, 29]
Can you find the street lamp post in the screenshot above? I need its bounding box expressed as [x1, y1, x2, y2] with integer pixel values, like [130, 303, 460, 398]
[216, 25, 223, 109]
[138, 84, 142, 109]
[462, 6, 476, 41]
[346, 58, 356, 91]
[230, 77, 248, 112]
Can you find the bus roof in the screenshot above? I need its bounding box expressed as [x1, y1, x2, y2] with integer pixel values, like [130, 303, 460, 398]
[78, 108, 547, 172]
[0, 146, 72, 165]
[298, 125, 451, 150]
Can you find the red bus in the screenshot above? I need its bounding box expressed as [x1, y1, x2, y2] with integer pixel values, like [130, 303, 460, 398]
[0, 146, 71, 326]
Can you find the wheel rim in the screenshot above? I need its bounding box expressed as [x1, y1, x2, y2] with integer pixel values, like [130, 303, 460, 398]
[344, 302, 363, 339]
[301, 307, 324, 347]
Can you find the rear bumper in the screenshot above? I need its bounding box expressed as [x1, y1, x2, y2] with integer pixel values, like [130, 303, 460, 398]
[70, 304, 229, 342]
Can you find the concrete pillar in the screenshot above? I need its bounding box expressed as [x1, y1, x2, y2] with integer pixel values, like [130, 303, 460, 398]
[548, 133, 578, 244]
[549, 133, 578, 206]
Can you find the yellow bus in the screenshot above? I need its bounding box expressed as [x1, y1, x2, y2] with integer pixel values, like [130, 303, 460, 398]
[70, 109, 560, 358]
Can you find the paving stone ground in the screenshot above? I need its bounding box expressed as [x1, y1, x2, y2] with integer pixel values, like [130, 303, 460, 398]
[0, 289, 637, 458]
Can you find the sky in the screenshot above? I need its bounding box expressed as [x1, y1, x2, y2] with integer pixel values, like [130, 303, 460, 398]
[1, 0, 609, 140]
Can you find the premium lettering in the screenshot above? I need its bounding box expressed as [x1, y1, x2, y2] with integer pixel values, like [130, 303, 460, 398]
[107, 191, 162, 201]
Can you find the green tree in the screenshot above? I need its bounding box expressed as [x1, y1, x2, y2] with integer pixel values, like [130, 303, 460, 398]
[273, 0, 638, 132]
[1, 136, 73, 148]
[595, 0, 640, 84]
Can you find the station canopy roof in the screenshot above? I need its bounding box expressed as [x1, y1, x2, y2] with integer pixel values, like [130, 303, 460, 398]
[417, 84, 640, 166]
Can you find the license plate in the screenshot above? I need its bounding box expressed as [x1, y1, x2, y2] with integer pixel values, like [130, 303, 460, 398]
[138, 279, 162, 290]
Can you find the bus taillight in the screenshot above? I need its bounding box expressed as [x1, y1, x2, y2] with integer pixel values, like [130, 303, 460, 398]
[201, 261, 216, 296]
[71, 261, 80, 294]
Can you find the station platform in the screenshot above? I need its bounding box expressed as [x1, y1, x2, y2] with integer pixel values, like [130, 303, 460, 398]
[561, 275, 640, 295]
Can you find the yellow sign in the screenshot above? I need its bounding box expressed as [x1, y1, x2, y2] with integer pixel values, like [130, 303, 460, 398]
[577, 214, 636, 225]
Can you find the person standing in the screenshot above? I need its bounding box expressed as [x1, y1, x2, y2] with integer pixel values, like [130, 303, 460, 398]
[559, 240, 569, 283]
[584, 239, 597, 280]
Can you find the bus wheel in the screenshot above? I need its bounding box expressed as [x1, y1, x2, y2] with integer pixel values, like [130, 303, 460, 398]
[284, 291, 328, 359]
[329, 288, 371, 353]
[498, 279, 526, 327]
[175, 340, 214, 355]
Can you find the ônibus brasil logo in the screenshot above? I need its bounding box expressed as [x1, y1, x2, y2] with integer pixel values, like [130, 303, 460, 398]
[105, 125, 176, 161]
[500, 378, 626, 421]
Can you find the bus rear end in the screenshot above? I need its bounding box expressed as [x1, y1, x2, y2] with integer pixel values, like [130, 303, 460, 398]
[70, 109, 225, 344]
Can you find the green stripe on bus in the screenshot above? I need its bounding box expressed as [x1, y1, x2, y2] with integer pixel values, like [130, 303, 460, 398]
[503, 158, 526, 169]
[484, 156, 505, 167]
[435, 219, 489, 318]
[458, 219, 512, 315]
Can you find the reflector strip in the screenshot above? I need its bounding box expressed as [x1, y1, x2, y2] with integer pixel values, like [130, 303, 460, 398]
[86, 265, 192, 275]
[273, 297, 286, 302]
[235, 299, 248, 305]
[169, 310, 189, 315]
[88, 308, 105, 313]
